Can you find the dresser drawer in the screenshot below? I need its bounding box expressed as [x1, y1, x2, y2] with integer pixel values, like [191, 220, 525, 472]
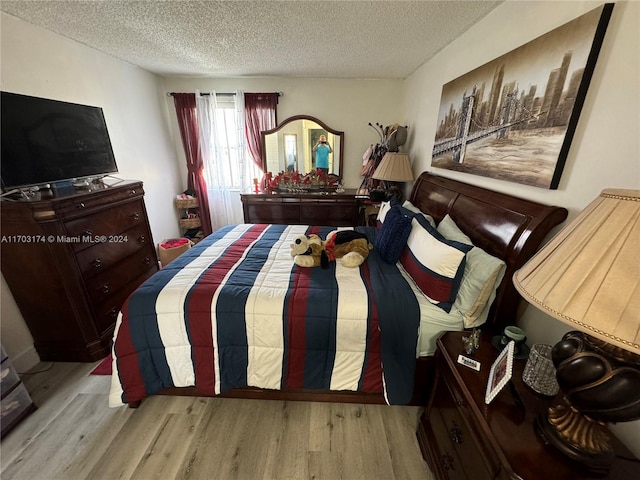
[241, 192, 359, 226]
[93, 267, 158, 334]
[75, 223, 151, 279]
[64, 199, 147, 250]
[245, 203, 300, 224]
[1, 359, 21, 398]
[55, 184, 143, 218]
[428, 403, 467, 480]
[439, 360, 500, 478]
[434, 391, 493, 479]
[84, 246, 157, 306]
[300, 202, 357, 226]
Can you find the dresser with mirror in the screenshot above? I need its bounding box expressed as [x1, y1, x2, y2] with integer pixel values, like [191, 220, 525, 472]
[243, 116, 358, 227]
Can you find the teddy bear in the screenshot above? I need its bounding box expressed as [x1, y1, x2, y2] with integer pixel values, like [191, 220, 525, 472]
[290, 233, 324, 267]
[321, 230, 372, 268]
[290, 230, 372, 269]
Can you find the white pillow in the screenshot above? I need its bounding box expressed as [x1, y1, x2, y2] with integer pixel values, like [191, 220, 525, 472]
[402, 200, 436, 227]
[437, 215, 506, 328]
[376, 201, 392, 226]
[400, 217, 472, 313]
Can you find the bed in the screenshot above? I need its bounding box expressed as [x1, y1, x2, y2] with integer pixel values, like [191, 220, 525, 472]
[109, 172, 568, 408]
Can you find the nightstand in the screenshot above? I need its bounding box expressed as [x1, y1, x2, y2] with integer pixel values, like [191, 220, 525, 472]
[416, 331, 639, 480]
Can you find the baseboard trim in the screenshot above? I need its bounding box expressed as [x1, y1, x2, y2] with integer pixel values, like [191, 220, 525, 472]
[13, 345, 41, 374]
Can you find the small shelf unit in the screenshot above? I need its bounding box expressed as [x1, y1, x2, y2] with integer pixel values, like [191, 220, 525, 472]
[175, 197, 203, 242]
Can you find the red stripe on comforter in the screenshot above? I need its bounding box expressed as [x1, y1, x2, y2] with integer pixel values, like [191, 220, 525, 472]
[188, 224, 268, 395]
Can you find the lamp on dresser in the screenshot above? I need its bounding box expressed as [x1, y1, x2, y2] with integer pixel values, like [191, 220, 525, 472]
[513, 189, 640, 474]
[371, 152, 414, 201]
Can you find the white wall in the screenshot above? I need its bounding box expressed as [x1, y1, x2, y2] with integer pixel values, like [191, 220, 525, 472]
[403, 0, 640, 456]
[0, 13, 183, 369]
[160, 77, 404, 189]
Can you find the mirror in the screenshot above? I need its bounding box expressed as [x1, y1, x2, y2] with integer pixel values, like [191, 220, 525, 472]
[262, 115, 344, 180]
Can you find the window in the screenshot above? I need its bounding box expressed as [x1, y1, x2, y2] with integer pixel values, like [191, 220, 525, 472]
[284, 134, 297, 172]
[201, 95, 261, 191]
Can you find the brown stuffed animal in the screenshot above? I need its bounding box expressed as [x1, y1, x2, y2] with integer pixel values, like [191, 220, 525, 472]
[322, 230, 372, 268]
[290, 234, 324, 267]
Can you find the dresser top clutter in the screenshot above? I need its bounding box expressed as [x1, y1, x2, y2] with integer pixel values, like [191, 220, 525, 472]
[1, 178, 138, 207]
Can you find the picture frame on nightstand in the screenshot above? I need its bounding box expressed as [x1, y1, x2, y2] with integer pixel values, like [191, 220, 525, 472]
[485, 340, 515, 404]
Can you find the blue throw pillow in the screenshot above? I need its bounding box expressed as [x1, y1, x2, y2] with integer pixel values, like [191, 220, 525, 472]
[375, 205, 413, 264]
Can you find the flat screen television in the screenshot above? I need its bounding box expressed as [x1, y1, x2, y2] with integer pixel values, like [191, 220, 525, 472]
[1, 91, 118, 191]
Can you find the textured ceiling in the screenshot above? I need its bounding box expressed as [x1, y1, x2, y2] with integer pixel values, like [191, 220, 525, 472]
[0, 0, 503, 79]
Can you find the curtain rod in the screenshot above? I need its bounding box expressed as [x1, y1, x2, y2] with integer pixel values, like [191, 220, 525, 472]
[167, 91, 283, 97]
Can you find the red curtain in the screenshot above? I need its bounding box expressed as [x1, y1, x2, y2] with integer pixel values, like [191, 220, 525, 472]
[172, 93, 213, 236]
[244, 93, 278, 170]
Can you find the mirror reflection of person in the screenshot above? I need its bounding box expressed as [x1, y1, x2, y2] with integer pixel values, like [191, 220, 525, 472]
[287, 154, 296, 173]
[313, 135, 332, 174]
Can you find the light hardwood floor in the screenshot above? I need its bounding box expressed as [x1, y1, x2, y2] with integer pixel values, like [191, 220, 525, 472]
[1, 361, 433, 480]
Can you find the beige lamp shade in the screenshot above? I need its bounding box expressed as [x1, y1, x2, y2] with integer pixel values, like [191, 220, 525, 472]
[513, 189, 640, 355]
[372, 152, 414, 182]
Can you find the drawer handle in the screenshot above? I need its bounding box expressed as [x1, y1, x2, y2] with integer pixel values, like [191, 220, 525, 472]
[129, 189, 136, 196]
[77, 202, 86, 209]
[84, 229, 93, 237]
[131, 212, 141, 221]
[450, 424, 463, 445]
[441, 452, 455, 471]
[101, 283, 110, 294]
[456, 398, 466, 407]
[143, 256, 151, 265]
[92, 258, 102, 268]
[137, 235, 146, 244]
[106, 307, 118, 319]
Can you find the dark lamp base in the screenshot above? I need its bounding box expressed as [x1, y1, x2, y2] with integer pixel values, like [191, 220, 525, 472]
[536, 409, 614, 476]
[384, 184, 403, 202]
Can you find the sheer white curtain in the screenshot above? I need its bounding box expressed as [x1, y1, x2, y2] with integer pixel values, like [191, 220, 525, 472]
[196, 90, 254, 230]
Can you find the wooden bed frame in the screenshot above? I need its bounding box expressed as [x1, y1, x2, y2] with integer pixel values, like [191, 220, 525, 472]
[135, 172, 568, 407]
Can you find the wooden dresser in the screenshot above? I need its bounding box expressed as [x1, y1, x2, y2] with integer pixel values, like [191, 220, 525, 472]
[417, 331, 639, 480]
[0, 181, 158, 362]
[240, 190, 360, 227]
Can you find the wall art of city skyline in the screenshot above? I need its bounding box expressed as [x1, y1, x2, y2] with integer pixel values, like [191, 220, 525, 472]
[431, 4, 613, 189]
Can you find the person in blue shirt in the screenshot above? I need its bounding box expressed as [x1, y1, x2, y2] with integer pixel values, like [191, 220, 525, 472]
[313, 135, 332, 173]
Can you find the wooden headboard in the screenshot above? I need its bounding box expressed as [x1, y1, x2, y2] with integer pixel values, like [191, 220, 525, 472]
[409, 172, 568, 331]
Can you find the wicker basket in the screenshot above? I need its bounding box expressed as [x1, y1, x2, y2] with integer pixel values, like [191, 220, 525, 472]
[179, 218, 201, 229]
[175, 197, 199, 209]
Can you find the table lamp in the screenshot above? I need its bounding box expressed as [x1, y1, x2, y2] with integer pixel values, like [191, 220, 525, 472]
[371, 152, 414, 201]
[513, 189, 640, 474]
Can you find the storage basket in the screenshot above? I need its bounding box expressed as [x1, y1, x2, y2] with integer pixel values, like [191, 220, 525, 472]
[175, 197, 199, 209]
[158, 238, 194, 266]
[179, 218, 201, 229]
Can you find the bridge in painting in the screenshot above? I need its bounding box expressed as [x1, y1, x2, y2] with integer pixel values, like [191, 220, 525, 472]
[433, 87, 541, 163]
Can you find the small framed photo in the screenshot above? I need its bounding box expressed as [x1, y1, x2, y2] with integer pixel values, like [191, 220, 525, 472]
[485, 340, 515, 404]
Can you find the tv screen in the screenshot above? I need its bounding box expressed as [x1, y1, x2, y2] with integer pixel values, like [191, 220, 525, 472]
[1, 91, 118, 190]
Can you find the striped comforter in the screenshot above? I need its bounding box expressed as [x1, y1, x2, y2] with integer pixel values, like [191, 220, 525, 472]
[109, 224, 422, 407]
